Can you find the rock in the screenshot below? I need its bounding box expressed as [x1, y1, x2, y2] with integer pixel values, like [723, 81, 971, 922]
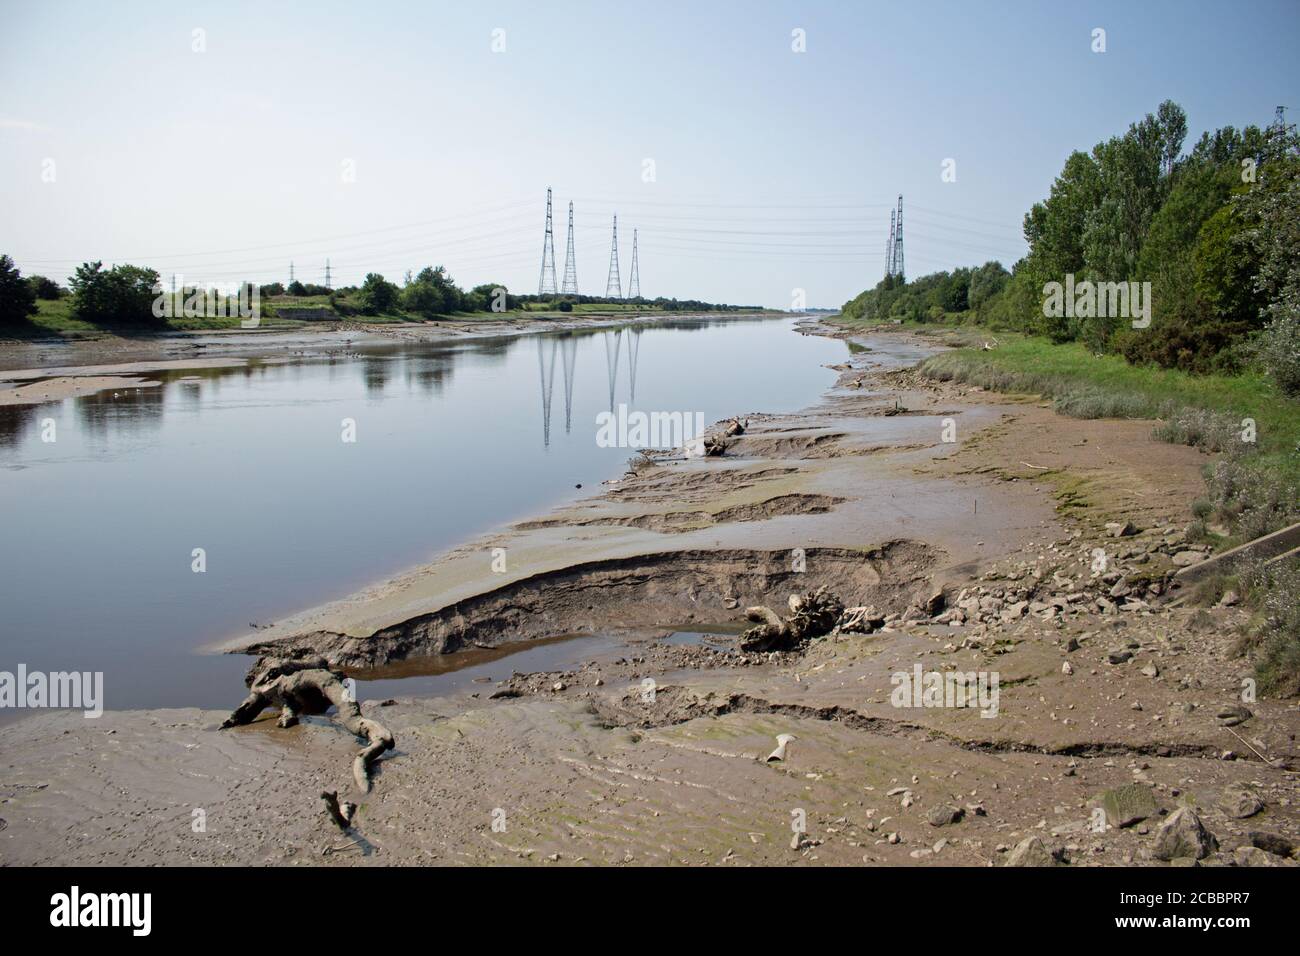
[1004, 836, 1059, 867]
[924, 586, 947, 615]
[1001, 601, 1028, 622]
[1172, 550, 1204, 568]
[1217, 590, 1240, 607]
[1152, 807, 1217, 861]
[1249, 831, 1295, 857]
[926, 805, 964, 827]
[840, 605, 886, 634]
[1106, 521, 1137, 538]
[1217, 783, 1264, 819]
[1061, 661, 1073, 675]
[1064, 636, 1080, 652]
[1216, 704, 1252, 727]
[1108, 648, 1134, 665]
[1140, 662, 1159, 678]
[1100, 784, 1158, 828]
[1233, 846, 1293, 867]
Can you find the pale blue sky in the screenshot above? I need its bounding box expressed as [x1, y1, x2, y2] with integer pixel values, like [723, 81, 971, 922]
[2, 0, 1297, 307]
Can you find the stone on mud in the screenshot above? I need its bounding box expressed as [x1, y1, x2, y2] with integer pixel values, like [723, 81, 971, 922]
[1100, 783, 1158, 828]
[926, 804, 964, 827]
[1004, 836, 1059, 867]
[1217, 783, 1264, 819]
[1152, 808, 1218, 861]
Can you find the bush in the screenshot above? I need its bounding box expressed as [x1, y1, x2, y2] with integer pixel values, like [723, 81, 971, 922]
[1243, 560, 1300, 696]
[68, 260, 162, 326]
[1254, 304, 1300, 397]
[27, 274, 63, 299]
[0, 254, 38, 325]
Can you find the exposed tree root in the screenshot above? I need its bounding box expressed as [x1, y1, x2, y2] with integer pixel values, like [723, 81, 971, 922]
[740, 586, 845, 652]
[221, 656, 395, 793]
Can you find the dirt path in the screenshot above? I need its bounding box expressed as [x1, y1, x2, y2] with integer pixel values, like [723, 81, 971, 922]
[2, 324, 1296, 867]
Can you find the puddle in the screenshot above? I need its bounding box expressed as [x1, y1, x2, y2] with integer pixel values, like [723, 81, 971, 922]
[350, 626, 738, 703]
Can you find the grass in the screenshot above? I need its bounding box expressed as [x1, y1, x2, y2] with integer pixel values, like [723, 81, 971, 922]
[836, 315, 1300, 695]
[912, 329, 1299, 494]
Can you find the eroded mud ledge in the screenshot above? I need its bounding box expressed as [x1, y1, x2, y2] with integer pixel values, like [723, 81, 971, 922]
[4, 323, 1297, 868]
[242, 543, 935, 670]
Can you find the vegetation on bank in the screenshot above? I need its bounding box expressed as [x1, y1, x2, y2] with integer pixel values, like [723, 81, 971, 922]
[843, 101, 1299, 393]
[837, 101, 1298, 694]
[0, 255, 756, 337]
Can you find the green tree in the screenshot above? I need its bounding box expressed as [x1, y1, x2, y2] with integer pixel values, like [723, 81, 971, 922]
[68, 261, 162, 326]
[27, 274, 63, 299]
[0, 255, 39, 325]
[359, 272, 399, 314]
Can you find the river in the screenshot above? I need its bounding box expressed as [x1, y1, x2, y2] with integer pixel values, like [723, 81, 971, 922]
[0, 317, 846, 713]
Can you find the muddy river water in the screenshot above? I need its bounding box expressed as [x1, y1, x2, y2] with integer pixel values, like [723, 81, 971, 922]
[0, 317, 846, 714]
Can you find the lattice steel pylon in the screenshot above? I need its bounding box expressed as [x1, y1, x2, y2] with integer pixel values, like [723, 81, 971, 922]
[538, 187, 558, 296]
[884, 209, 896, 278]
[561, 201, 578, 294]
[893, 194, 904, 281]
[627, 228, 640, 299]
[604, 215, 622, 299]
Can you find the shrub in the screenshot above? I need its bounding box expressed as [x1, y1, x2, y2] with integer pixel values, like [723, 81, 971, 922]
[0, 254, 38, 325]
[68, 260, 161, 326]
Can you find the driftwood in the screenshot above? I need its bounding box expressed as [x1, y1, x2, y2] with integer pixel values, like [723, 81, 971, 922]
[321, 790, 357, 831]
[740, 587, 845, 652]
[221, 656, 394, 793]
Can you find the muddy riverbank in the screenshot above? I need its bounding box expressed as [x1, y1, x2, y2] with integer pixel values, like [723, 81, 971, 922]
[0, 311, 770, 384]
[2, 322, 1297, 867]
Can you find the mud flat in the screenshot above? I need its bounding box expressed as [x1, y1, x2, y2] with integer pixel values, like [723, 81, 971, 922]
[0, 311, 768, 381]
[2, 323, 1297, 867]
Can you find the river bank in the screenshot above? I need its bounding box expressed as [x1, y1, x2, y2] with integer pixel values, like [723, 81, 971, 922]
[0, 311, 778, 385]
[2, 321, 1297, 867]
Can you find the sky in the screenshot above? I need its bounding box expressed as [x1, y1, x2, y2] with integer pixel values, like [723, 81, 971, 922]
[2, 0, 1297, 308]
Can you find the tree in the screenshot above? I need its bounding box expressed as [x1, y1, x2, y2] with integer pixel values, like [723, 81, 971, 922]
[68, 261, 162, 326]
[0, 255, 38, 325]
[1235, 119, 1300, 394]
[359, 272, 399, 314]
[967, 261, 1010, 314]
[27, 274, 63, 299]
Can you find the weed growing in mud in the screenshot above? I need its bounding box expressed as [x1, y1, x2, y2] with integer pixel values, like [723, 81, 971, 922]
[1240, 561, 1300, 696]
[1152, 407, 1252, 456]
[1204, 458, 1299, 541]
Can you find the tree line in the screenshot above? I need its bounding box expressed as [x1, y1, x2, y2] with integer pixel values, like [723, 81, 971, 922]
[842, 101, 1299, 396]
[0, 255, 751, 328]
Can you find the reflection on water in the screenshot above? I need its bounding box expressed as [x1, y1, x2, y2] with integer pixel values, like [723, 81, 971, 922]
[0, 317, 845, 713]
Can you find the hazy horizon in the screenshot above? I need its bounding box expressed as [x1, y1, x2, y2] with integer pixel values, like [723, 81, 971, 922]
[2, 0, 1297, 308]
